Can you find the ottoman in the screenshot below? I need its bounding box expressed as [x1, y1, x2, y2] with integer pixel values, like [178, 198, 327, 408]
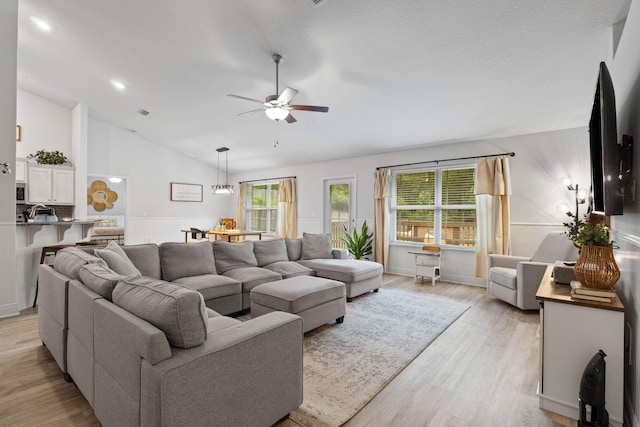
[251, 276, 346, 333]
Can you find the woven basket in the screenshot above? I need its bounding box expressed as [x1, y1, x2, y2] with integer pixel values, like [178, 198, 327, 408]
[573, 245, 620, 289]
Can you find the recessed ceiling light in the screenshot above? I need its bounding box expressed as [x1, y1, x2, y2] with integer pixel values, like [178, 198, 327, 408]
[30, 16, 51, 32]
[109, 79, 126, 91]
[108, 177, 122, 183]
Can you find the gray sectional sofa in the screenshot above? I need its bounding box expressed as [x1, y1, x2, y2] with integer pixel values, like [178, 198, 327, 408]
[37, 233, 383, 427]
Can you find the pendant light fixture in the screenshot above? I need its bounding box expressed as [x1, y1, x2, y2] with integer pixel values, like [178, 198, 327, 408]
[211, 147, 234, 196]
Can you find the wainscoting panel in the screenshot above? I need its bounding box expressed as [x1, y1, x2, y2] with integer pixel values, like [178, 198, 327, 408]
[387, 223, 565, 287]
[510, 223, 565, 257]
[0, 221, 18, 317]
[126, 217, 220, 244]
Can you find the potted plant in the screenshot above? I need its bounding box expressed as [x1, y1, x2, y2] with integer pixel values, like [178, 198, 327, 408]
[28, 150, 70, 165]
[342, 220, 373, 260]
[569, 219, 620, 289]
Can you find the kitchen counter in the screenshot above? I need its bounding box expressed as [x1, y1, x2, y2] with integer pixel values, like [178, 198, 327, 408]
[16, 220, 97, 311]
[16, 220, 96, 226]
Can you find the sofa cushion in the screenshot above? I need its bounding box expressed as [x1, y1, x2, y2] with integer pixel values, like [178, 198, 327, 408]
[54, 247, 106, 280]
[301, 233, 333, 260]
[213, 241, 258, 274]
[78, 262, 124, 300]
[121, 244, 162, 279]
[206, 316, 242, 334]
[297, 259, 383, 283]
[488, 266, 517, 290]
[284, 238, 302, 261]
[95, 241, 142, 277]
[172, 274, 241, 300]
[263, 261, 314, 279]
[112, 276, 208, 349]
[222, 267, 282, 293]
[253, 239, 289, 266]
[160, 242, 216, 281]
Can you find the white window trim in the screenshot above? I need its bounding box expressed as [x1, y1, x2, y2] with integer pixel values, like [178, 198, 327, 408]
[390, 164, 476, 248]
[245, 181, 279, 234]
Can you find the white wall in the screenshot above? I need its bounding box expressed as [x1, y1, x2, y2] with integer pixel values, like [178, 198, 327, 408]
[0, 0, 18, 317]
[610, 1, 640, 424]
[234, 127, 590, 284]
[87, 118, 235, 244]
[16, 89, 72, 159]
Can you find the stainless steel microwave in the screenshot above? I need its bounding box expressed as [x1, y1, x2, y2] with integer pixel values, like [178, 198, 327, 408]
[16, 183, 25, 202]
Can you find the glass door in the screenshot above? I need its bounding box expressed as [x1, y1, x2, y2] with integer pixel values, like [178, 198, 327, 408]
[324, 177, 355, 248]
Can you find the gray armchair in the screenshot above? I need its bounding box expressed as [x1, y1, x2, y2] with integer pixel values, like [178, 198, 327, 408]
[487, 232, 578, 310]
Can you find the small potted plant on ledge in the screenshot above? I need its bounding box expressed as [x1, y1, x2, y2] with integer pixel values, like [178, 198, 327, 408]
[342, 220, 373, 260]
[567, 216, 620, 289]
[28, 150, 70, 166]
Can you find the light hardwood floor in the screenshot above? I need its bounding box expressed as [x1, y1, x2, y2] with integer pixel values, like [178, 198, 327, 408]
[0, 275, 575, 426]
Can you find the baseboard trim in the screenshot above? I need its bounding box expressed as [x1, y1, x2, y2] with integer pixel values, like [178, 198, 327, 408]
[0, 303, 19, 318]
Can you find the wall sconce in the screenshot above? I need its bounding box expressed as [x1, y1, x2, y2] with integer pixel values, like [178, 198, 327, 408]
[1, 162, 12, 175]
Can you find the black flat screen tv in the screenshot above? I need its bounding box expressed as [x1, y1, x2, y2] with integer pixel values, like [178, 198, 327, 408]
[589, 61, 623, 215]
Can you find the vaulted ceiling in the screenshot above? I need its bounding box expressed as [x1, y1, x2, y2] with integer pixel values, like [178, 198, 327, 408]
[17, 0, 630, 173]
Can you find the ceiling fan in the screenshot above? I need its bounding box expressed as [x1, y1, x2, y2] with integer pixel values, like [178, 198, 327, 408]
[227, 54, 329, 124]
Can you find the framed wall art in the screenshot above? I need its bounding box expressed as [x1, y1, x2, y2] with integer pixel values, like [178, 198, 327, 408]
[170, 182, 203, 202]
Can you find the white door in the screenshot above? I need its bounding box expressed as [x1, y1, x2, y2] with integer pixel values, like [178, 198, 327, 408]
[323, 177, 356, 248]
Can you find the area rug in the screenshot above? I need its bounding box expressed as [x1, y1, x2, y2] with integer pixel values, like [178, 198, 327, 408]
[289, 288, 470, 427]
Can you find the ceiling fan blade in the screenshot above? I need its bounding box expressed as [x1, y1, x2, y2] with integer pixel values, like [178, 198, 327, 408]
[285, 113, 297, 124]
[227, 94, 265, 104]
[278, 87, 299, 104]
[238, 108, 265, 116]
[291, 105, 329, 113]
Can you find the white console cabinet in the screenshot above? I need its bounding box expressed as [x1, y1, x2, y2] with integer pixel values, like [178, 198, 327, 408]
[536, 266, 624, 427]
[27, 165, 75, 205]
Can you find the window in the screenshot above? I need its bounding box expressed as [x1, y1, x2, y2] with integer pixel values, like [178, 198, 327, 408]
[246, 183, 279, 233]
[392, 166, 476, 247]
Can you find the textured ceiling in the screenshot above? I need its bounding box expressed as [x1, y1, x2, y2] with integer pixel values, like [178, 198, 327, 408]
[17, 0, 630, 173]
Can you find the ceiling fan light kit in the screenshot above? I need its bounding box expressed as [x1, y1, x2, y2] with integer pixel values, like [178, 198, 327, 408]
[228, 53, 329, 124]
[212, 147, 234, 196]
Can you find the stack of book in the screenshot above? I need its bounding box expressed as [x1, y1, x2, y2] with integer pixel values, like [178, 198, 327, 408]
[570, 280, 617, 303]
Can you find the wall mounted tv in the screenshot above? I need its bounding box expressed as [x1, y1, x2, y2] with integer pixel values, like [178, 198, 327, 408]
[589, 61, 623, 215]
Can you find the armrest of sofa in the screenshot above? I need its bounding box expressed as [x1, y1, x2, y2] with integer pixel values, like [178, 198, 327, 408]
[488, 254, 530, 270]
[516, 261, 550, 310]
[140, 311, 303, 427]
[332, 248, 350, 259]
[38, 264, 70, 327]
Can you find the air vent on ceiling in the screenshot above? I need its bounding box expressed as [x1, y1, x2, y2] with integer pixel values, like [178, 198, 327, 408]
[312, 0, 329, 6]
[137, 108, 150, 116]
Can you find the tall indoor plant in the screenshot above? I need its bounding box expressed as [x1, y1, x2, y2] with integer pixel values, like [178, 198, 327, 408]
[342, 221, 373, 260]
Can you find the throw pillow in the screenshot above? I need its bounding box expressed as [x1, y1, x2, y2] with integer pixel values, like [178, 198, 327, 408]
[301, 232, 333, 260]
[253, 239, 289, 266]
[284, 238, 302, 261]
[159, 241, 216, 281]
[213, 240, 258, 274]
[78, 263, 124, 300]
[53, 247, 106, 280]
[95, 241, 142, 277]
[112, 276, 208, 349]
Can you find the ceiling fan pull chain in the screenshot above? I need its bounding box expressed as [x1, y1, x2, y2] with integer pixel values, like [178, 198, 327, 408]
[274, 121, 280, 148]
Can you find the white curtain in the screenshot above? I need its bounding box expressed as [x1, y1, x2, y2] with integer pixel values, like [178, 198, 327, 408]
[374, 168, 390, 269]
[236, 182, 249, 230]
[277, 178, 297, 238]
[475, 156, 511, 278]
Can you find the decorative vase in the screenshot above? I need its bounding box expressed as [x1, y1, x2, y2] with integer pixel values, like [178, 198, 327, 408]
[573, 245, 620, 289]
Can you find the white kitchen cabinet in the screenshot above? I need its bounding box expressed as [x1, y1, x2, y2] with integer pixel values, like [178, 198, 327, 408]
[27, 165, 75, 205]
[15, 158, 26, 182]
[536, 266, 624, 427]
